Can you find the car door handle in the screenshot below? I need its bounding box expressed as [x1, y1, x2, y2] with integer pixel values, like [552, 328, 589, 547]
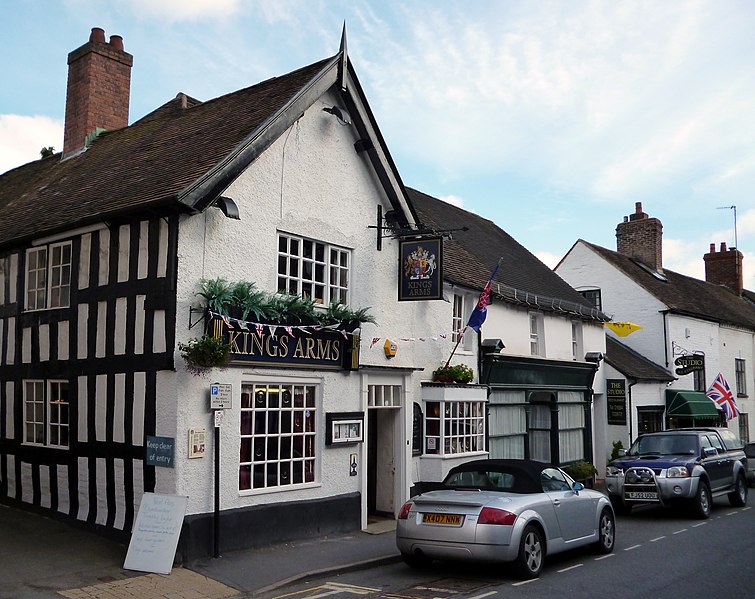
[553, 499, 561, 506]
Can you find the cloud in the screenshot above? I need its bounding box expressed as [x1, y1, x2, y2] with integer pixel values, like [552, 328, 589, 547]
[122, 0, 242, 21]
[0, 115, 62, 175]
[438, 195, 464, 209]
[535, 251, 563, 270]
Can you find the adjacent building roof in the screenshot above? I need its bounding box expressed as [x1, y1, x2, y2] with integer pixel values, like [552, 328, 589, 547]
[407, 188, 607, 321]
[604, 336, 675, 382]
[583, 241, 755, 330]
[0, 36, 417, 251]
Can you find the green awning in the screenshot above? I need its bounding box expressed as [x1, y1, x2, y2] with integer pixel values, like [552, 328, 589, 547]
[665, 389, 723, 417]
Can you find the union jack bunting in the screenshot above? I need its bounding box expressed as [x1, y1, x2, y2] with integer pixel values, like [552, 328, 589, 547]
[706, 372, 740, 420]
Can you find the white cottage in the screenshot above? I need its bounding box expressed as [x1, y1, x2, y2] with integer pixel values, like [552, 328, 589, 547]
[557, 202, 755, 447]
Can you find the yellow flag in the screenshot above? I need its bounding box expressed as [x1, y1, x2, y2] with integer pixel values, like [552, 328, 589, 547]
[604, 322, 643, 337]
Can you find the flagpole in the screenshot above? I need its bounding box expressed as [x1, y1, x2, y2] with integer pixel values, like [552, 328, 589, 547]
[443, 258, 502, 369]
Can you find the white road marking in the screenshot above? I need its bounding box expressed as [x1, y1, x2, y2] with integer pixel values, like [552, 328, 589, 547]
[650, 536, 666, 542]
[624, 544, 641, 551]
[594, 554, 615, 561]
[511, 579, 538, 586]
[327, 582, 382, 592]
[672, 529, 687, 535]
[725, 511, 738, 516]
[557, 564, 584, 573]
[691, 522, 707, 528]
[466, 591, 498, 599]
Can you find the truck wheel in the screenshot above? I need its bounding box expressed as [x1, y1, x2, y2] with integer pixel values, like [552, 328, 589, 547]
[690, 480, 711, 519]
[514, 524, 544, 579]
[728, 473, 748, 507]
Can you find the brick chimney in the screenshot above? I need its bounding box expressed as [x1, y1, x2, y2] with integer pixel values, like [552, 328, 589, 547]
[63, 27, 133, 158]
[616, 202, 663, 271]
[704, 242, 743, 294]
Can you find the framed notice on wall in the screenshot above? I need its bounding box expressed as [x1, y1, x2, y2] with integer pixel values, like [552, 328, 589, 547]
[606, 379, 627, 425]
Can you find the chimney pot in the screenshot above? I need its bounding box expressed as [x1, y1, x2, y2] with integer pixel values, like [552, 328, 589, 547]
[720, 242, 727, 252]
[635, 202, 642, 213]
[710, 243, 715, 252]
[704, 241, 743, 294]
[109, 35, 124, 51]
[90, 27, 105, 43]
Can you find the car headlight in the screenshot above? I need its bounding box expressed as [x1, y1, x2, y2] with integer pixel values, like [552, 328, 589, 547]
[666, 466, 690, 478]
[606, 466, 624, 476]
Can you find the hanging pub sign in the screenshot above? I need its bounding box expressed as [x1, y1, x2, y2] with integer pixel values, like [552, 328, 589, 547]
[606, 379, 627, 425]
[399, 237, 443, 301]
[674, 353, 705, 376]
[209, 316, 360, 371]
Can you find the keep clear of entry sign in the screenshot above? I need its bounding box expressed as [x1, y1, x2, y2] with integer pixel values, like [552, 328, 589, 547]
[210, 383, 232, 409]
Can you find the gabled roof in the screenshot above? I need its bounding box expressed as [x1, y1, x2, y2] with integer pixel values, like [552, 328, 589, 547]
[605, 336, 675, 382]
[0, 35, 416, 250]
[582, 241, 755, 330]
[407, 188, 607, 321]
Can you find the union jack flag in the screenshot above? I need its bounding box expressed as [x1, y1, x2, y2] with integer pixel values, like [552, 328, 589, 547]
[706, 373, 740, 420]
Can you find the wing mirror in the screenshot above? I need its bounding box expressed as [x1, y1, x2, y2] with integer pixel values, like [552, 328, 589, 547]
[618, 449, 627, 457]
[572, 481, 585, 494]
[703, 447, 718, 458]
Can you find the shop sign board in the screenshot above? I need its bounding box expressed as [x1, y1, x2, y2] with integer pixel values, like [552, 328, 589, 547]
[606, 379, 627, 425]
[399, 236, 443, 301]
[674, 354, 705, 376]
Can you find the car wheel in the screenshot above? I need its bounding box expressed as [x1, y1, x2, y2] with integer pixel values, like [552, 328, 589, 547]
[593, 508, 615, 554]
[610, 495, 631, 516]
[514, 524, 544, 579]
[690, 480, 711, 519]
[728, 473, 748, 507]
[401, 551, 432, 569]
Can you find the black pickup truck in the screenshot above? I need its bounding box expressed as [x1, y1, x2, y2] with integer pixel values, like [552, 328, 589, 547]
[605, 428, 748, 518]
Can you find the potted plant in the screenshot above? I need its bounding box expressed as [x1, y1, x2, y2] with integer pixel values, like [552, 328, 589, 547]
[179, 335, 231, 375]
[432, 364, 474, 384]
[563, 460, 598, 487]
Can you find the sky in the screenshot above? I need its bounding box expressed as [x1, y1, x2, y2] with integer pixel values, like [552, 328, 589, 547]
[2, 0, 755, 287]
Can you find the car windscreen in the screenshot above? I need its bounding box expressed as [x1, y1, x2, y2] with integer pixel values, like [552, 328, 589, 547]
[629, 434, 698, 456]
[442, 467, 542, 494]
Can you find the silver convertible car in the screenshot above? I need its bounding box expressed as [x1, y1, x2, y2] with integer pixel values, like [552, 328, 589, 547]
[396, 459, 615, 578]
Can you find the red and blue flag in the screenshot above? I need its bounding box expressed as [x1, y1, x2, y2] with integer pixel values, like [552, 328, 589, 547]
[706, 372, 740, 420]
[467, 261, 501, 332]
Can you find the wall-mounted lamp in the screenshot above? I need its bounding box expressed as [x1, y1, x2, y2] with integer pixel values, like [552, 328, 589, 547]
[481, 338, 505, 354]
[584, 351, 604, 364]
[323, 105, 352, 126]
[213, 196, 240, 220]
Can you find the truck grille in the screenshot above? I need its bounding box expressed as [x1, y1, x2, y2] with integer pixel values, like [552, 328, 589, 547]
[623, 467, 660, 502]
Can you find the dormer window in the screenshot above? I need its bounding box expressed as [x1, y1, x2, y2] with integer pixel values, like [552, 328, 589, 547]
[25, 241, 72, 311]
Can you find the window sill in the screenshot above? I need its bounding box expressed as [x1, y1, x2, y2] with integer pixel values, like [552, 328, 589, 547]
[420, 451, 488, 460]
[238, 481, 322, 497]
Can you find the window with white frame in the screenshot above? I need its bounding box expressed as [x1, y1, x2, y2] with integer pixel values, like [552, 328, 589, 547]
[24, 380, 69, 448]
[452, 293, 464, 342]
[558, 390, 586, 463]
[571, 321, 583, 361]
[25, 242, 72, 311]
[277, 233, 350, 306]
[735, 358, 747, 397]
[239, 382, 317, 492]
[579, 289, 602, 311]
[424, 399, 486, 456]
[530, 312, 544, 357]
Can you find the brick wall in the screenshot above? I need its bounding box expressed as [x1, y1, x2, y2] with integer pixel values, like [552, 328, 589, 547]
[63, 28, 133, 157]
[616, 202, 663, 270]
[704, 242, 743, 294]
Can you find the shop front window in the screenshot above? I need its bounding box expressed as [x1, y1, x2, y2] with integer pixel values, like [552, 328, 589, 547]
[424, 400, 486, 456]
[239, 383, 318, 492]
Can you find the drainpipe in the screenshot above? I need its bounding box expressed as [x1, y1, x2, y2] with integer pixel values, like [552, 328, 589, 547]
[661, 310, 670, 368]
[627, 378, 637, 443]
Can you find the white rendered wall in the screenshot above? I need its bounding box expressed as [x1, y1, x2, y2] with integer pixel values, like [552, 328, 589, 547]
[168, 90, 461, 516]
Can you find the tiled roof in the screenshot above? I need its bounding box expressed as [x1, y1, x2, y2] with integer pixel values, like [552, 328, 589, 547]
[407, 188, 606, 320]
[584, 241, 755, 330]
[605, 336, 675, 382]
[0, 59, 332, 249]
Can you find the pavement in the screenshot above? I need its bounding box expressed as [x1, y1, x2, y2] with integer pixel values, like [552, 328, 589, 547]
[0, 504, 401, 599]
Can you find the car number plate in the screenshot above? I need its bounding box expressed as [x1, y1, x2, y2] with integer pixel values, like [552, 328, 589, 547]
[626, 491, 658, 500]
[422, 513, 463, 525]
